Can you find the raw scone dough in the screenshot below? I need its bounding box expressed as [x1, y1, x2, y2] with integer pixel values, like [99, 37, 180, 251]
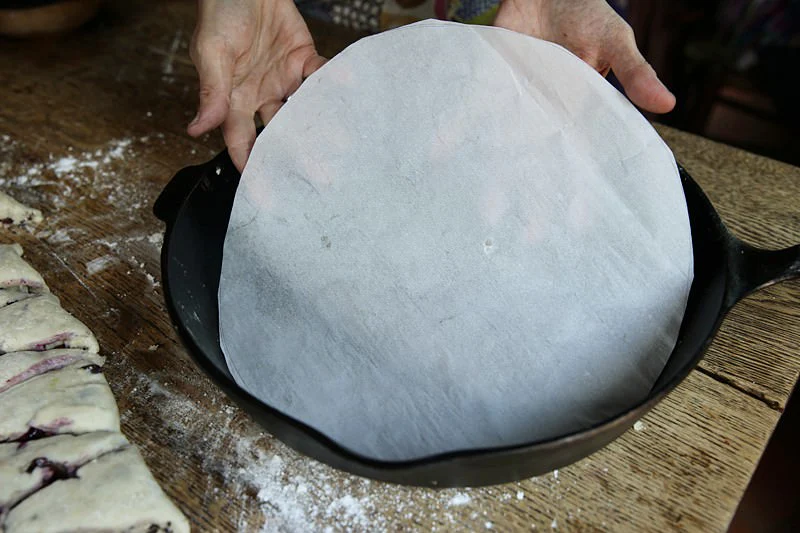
[0, 241, 189, 530]
[0, 190, 42, 230]
[0, 294, 99, 354]
[0, 362, 119, 441]
[1, 287, 38, 308]
[0, 432, 129, 524]
[0, 243, 49, 307]
[4, 447, 191, 533]
[0, 348, 105, 394]
[0, 244, 47, 290]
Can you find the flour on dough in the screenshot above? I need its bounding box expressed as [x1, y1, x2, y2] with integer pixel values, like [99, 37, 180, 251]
[0, 191, 42, 231]
[0, 243, 49, 307]
[0, 294, 99, 354]
[0, 432, 129, 525]
[0, 348, 105, 394]
[4, 446, 190, 533]
[0, 362, 119, 441]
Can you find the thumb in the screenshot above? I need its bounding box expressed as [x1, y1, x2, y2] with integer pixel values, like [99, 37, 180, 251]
[608, 28, 676, 114]
[188, 40, 235, 137]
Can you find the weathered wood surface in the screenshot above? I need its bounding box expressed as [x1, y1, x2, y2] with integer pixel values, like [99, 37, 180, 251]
[0, 2, 798, 531]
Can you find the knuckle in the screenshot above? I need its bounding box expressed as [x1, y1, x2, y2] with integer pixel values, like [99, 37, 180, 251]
[198, 83, 227, 103]
[617, 22, 636, 43]
[190, 33, 226, 62]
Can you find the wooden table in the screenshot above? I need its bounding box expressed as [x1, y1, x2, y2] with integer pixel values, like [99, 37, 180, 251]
[1, 2, 798, 531]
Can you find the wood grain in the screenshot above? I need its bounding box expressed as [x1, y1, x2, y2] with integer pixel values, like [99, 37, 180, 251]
[0, 2, 798, 531]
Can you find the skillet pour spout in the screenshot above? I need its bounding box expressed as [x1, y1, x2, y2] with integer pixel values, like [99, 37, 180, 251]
[154, 154, 800, 487]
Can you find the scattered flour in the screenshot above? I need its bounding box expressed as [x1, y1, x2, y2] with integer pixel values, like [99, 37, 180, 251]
[145, 272, 160, 288]
[86, 255, 117, 276]
[131, 373, 565, 532]
[0, 138, 141, 213]
[633, 421, 645, 432]
[103, 138, 132, 162]
[47, 228, 74, 244]
[52, 156, 79, 175]
[447, 493, 472, 507]
[2, 137, 167, 299]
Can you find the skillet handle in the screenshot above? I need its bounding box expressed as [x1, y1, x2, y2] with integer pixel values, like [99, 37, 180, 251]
[725, 239, 800, 309]
[153, 150, 237, 225]
[153, 164, 205, 225]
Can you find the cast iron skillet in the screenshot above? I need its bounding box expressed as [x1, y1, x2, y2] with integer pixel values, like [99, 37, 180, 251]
[154, 150, 800, 487]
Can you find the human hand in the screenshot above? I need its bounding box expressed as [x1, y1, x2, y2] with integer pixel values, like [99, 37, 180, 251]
[494, 0, 675, 114]
[188, 0, 326, 171]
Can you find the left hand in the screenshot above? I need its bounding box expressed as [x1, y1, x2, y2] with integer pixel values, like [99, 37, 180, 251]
[494, 0, 676, 114]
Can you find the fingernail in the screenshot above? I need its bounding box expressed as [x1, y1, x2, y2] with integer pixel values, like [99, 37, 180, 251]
[189, 112, 201, 127]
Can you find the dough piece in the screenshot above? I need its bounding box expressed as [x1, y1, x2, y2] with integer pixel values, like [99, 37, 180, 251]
[4, 447, 191, 533]
[0, 348, 105, 394]
[0, 288, 36, 307]
[0, 432, 129, 525]
[0, 191, 42, 230]
[0, 362, 119, 441]
[0, 243, 49, 308]
[0, 294, 99, 354]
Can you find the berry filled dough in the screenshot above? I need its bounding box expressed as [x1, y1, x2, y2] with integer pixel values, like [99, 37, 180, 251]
[0, 294, 99, 354]
[0, 348, 105, 394]
[0, 362, 119, 442]
[4, 447, 190, 533]
[0, 244, 48, 308]
[0, 432, 129, 525]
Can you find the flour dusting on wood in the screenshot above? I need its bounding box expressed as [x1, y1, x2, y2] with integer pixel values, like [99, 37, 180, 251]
[87, 255, 117, 276]
[0, 137, 174, 297]
[128, 371, 578, 532]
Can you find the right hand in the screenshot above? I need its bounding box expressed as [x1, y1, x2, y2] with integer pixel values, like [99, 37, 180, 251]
[494, 0, 675, 114]
[188, 0, 326, 171]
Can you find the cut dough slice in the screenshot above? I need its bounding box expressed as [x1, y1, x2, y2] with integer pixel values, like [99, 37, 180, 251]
[0, 244, 48, 290]
[0, 294, 99, 354]
[0, 432, 129, 525]
[4, 446, 190, 533]
[0, 349, 105, 394]
[0, 362, 119, 442]
[0, 244, 49, 308]
[0, 288, 38, 307]
[0, 191, 43, 230]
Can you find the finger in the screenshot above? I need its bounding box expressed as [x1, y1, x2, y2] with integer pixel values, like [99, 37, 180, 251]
[302, 54, 327, 79]
[222, 106, 257, 173]
[257, 101, 283, 128]
[188, 38, 235, 137]
[282, 51, 328, 99]
[608, 27, 676, 114]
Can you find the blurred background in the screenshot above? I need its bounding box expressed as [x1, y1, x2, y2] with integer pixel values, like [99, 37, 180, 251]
[1, 0, 798, 531]
[626, 0, 800, 167]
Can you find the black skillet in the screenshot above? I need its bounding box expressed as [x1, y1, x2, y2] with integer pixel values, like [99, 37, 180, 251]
[154, 149, 800, 488]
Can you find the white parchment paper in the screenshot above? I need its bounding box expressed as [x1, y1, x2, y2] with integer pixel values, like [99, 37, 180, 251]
[219, 20, 694, 461]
